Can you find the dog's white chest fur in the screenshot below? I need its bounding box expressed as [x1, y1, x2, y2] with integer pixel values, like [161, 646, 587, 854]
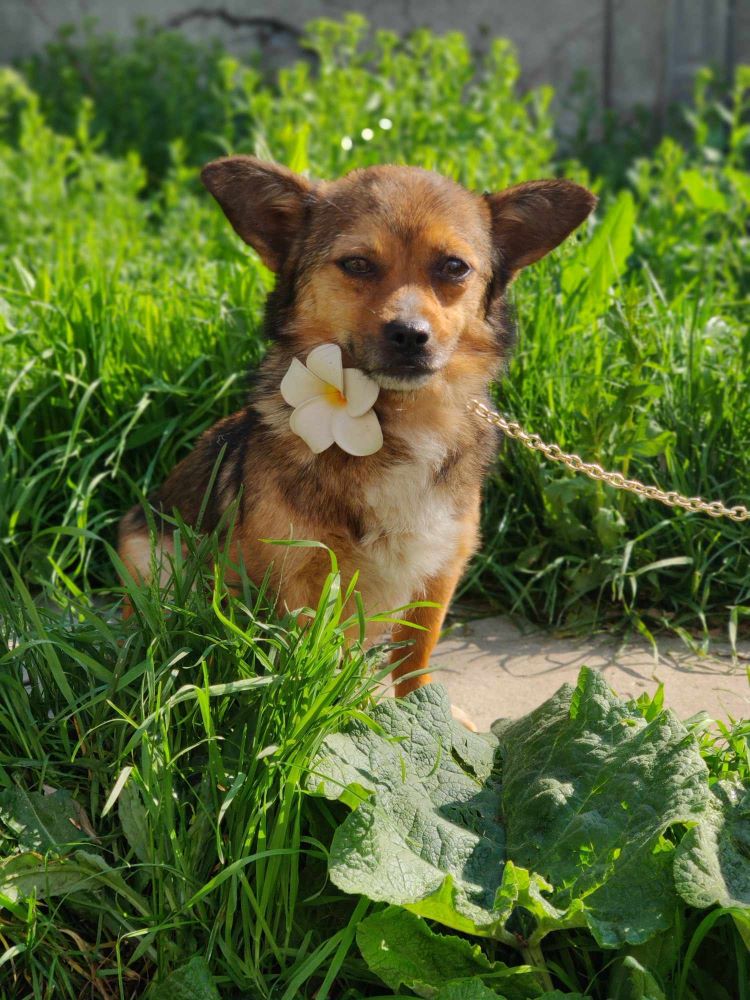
[359, 432, 462, 606]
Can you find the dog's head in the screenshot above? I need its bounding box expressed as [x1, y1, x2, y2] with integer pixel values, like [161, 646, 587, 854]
[202, 157, 596, 391]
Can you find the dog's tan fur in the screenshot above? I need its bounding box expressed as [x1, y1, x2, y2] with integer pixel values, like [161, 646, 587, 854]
[119, 158, 595, 697]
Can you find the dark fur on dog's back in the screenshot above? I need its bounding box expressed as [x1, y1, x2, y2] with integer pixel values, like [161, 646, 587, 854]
[119, 158, 595, 704]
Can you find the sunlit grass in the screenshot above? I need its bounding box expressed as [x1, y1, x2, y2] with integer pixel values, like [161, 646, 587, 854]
[0, 15, 748, 997]
[0, 531, 402, 997]
[1, 40, 749, 639]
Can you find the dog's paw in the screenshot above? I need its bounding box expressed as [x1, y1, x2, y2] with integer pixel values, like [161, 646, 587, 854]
[450, 703, 478, 732]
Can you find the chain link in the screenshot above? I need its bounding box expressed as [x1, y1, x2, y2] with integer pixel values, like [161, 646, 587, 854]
[467, 399, 750, 524]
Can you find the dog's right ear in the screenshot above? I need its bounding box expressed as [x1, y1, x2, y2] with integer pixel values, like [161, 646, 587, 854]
[201, 156, 315, 272]
[484, 179, 597, 281]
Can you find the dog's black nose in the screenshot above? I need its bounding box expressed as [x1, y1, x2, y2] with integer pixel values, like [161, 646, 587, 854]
[382, 320, 431, 353]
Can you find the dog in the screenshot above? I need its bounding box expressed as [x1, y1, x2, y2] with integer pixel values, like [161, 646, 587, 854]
[118, 157, 595, 707]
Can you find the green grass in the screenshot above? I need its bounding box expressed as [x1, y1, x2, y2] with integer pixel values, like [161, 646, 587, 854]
[0, 536, 401, 997]
[2, 20, 749, 638]
[0, 14, 749, 998]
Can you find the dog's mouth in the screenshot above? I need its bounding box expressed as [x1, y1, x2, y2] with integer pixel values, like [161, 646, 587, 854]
[344, 337, 444, 392]
[369, 365, 438, 391]
[371, 370, 436, 391]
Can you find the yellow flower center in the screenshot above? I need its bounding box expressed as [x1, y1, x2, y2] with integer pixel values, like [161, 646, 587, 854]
[324, 384, 347, 407]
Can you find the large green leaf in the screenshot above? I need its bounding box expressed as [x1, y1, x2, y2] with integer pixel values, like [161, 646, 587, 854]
[673, 779, 750, 946]
[309, 684, 507, 936]
[0, 849, 149, 915]
[356, 906, 541, 999]
[0, 787, 91, 853]
[0, 852, 97, 902]
[310, 671, 710, 951]
[561, 189, 635, 316]
[537, 995, 587, 1000]
[679, 169, 728, 213]
[673, 780, 750, 910]
[607, 955, 666, 1000]
[147, 956, 219, 1000]
[119, 779, 152, 864]
[496, 668, 710, 947]
[433, 984, 586, 1000]
[434, 984, 509, 1000]
[491, 860, 586, 941]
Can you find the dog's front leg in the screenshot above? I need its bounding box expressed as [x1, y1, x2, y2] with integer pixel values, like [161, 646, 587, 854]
[389, 513, 480, 699]
[389, 569, 462, 697]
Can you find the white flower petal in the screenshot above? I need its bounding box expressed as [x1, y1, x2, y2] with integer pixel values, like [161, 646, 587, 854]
[306, 343, 344, 392]
[332, 408, 383, 456]
[289, 396, 335, 453]
[343, 368, 380, 417]
[281, 358, 328, 407]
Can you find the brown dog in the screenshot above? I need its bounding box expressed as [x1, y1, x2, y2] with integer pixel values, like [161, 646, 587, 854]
[119, 158, 595, 700]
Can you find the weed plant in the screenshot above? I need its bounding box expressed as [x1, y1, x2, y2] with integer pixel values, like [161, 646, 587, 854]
[0, 14, 749, 998]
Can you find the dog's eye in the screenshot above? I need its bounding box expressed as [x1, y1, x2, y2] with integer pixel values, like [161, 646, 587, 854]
[438, 257, 472, 281]
[338, 256, 376, 277]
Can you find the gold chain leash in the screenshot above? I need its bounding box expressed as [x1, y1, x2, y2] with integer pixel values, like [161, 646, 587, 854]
[467, 399, 750, 523]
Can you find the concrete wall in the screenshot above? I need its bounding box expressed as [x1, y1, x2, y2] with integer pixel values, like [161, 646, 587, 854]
[2, 1, 746, 117]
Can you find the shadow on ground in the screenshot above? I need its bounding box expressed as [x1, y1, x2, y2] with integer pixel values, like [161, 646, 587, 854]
[432, 615, 750, 728]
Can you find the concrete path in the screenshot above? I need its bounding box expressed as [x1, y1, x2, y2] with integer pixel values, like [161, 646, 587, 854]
[432, 615, 750, 731]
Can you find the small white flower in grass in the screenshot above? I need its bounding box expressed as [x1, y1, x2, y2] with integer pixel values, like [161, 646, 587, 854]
[378, 117, 393, 130]
[280, 344, 383, 456]
[341, 135, 353, 151]
[361, 127, 374, 141]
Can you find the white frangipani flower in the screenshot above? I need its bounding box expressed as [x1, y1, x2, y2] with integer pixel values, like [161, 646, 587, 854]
[280, 344, 383, 456]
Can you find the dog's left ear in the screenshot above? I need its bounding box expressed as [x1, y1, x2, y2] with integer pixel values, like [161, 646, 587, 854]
[201, 156, 315, 272]
[484, 179, 597, 280]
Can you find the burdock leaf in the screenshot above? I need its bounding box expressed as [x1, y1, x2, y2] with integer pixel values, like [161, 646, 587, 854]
[0, 850, 149, 915]
[148, 956, 219, 999]
[119, 780, 152, 864]
[310, 671, 711, 951]
[673, 779, 750, 946]
[434, 991, 586, 1000]
[538, 994, 588, 1000]
[496, 668, 710, 947]
[492, 861, 587, 940]
[434, 984, 510, 1000]
[608, 955, 667, 1000]
[308, 684, 506, 936]
[0, 787, 90, 853]
[0, 852, 94, 901]
[356, 905, 540, 999]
